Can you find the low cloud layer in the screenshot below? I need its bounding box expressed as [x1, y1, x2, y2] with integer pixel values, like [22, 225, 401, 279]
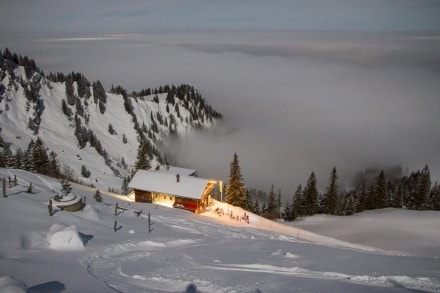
[3, 32, 440, 194]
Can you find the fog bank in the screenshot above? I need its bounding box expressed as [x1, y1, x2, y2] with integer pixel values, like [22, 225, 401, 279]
[2, 32, 440, 194]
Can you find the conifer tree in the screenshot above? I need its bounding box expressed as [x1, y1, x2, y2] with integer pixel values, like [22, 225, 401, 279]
[429, 183, 440, 210]
[225, 153, 246, 208]
[392, 181, 403, 208]
[48, 151, 60, 178]
[135, 142, 151, 170]
[375, 170, 388, 209]
[303, 172, 319, 216]
[253, 198, 261, 215]
[322, 167, 339, 215]
[366, 182, 376, 210]
[94, 189, 103, 202]
[356, 182, 368, 213]
[283, 201, 292, 221]
[33, 137, 49, 174]
[292, 184, 303, 217]
[410, 165, 431, 210]
[342, 194, 355, 216]
[264, 185, 278, 219]
[245, 189, 254, 212]
[121, 177, 129, 195]
[277, 189, 282, 218]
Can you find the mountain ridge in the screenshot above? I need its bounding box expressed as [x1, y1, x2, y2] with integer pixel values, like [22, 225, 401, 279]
[0, 48, 222, 191]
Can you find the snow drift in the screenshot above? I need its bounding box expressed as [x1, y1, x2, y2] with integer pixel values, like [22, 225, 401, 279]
[46, 223, 84, 250]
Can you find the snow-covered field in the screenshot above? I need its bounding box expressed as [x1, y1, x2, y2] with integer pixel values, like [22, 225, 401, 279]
[1, 168, 439, 292]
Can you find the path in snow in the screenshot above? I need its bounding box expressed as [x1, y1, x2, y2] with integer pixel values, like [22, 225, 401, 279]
[81, 214, 440, 292]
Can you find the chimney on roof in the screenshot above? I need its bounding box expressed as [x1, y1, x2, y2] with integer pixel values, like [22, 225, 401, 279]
[176, 174, 180, 183]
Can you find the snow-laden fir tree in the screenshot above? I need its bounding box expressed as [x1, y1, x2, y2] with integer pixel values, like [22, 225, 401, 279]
[322, 167, 339, 215]
[375, 170, 388, 209]
[392, 181, 403, 208]
[60, 178, 72, 196]
[303, 172, 319, 216]
[94, 189, 103, 202]
[429, 183, 440, 210]
[408, 165, 431, 210]
[226, 153, 246, 208]
[135, 141, 151, 171]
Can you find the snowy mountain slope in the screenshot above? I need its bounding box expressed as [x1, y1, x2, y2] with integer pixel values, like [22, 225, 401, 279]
[0, 168, 439, 292]
[0, 49, 221, 191]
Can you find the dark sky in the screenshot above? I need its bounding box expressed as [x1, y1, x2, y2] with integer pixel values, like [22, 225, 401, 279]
[1, 1, 440, 194]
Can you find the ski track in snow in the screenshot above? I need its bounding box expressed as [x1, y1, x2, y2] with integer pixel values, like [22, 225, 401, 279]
[81, 214, 440, 292]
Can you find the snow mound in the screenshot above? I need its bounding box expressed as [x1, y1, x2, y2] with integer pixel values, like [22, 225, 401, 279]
[46, 223, 84, 250]
[78, 204, 101, 222]
[0, 276, 27, 293]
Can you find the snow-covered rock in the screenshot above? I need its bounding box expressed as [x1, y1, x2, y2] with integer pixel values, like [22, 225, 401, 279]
[46, 223, 84, 250]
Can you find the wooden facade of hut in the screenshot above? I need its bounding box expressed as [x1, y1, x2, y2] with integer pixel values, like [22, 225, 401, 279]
[128, 169, 217, 213]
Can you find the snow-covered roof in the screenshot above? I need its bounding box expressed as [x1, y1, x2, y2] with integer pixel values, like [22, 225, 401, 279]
[156, 165, 197, 176]
[128, 170, 215, 200]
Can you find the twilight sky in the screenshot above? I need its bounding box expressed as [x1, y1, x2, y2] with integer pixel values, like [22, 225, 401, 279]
[1, 1, 440, 194]
[1, 0, 440, 35]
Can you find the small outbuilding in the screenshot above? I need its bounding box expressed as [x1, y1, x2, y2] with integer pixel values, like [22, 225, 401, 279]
[128, 169, 217, 213]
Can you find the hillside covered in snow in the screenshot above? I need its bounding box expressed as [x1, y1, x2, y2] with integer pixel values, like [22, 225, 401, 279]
[0, 168, 439, 292]
[0, 48, 221, 191]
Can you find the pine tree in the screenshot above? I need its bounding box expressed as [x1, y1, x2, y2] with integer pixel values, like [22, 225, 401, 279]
[61, 99, 71, 116]
[60, 178, 72, 196]
[356, 182, 367, 213]
[225, 153, 246, 208]
[392, 181, 403, 208]
[277, 189, 282, 218]
[411, 165, 431, 210]
[33, 137, 49, 174]
[322, 167, 339, 215]
[429, 183, 440, 210]
[366, 182, 376, 210]
[48, 151, 60, 178]
[94, 189, 103, 202]
[303, 172, 319, 216]
[375, 170, 388, 209]
[264, 185, 278, 219]
[134, 142, 151, 170]
[245, 189, 254, 211]
[253, 198, 261, 215]
[342, 194, 355, 216]
[108, 123, 116, 135]
[81, 165, 91, 178]
[292, 184, 303, 217]
[121, 177, 129, 195]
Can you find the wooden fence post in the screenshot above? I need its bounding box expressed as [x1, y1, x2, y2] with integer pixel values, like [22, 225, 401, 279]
[2, 178, 6, 197]
[113, 220, 117, 232]
[14, 175, 17, 186]
[28, 182, 32, 193]
[148, 213, 153, 233]
[115, 203, 118, 216]
[48, 200, 53, 216]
